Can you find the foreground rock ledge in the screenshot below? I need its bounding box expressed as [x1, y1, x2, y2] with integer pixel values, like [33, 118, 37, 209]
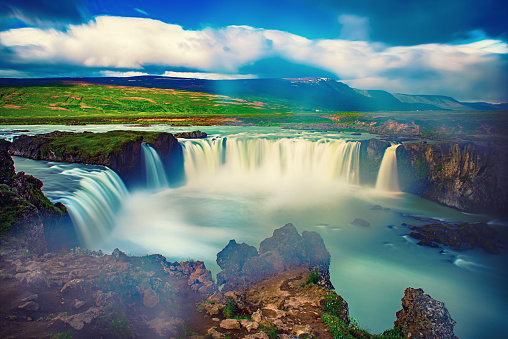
[395, 287, 459, 339]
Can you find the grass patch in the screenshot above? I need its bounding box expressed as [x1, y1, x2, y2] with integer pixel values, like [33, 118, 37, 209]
[319, 291, 404, 339]
[31, 130, 165, 160]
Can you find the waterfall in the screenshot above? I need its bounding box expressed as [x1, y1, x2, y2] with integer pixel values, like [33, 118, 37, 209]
[181, 137, 361, 186]
[141, 143, 168, 189]
[376, 144, 400, 192]
[56, 167, 129, 247]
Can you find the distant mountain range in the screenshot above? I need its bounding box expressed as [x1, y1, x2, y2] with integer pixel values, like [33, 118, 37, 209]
[1, 76, 506, 112]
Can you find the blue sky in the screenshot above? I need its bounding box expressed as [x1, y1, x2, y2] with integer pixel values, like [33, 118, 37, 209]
[0, 0, 507, 102]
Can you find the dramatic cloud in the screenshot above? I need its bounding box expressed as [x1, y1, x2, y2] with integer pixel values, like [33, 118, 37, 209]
[0, 16, 506, 101]
[0, 0, 86, 28]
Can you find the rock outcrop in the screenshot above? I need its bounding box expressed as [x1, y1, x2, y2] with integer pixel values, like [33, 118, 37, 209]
[395, 287, 458, 339]
[9, 130, 186, 189]
[397, 141, 508, 213]
[1, 140, 71, 254]
[408, 221, 500, 254]
[358, 139, 391, 186]
[174, 130, 208, 139]
[216, 223, 332, 292]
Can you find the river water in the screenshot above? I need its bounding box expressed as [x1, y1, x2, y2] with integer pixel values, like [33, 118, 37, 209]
[2, 124, 507, 338]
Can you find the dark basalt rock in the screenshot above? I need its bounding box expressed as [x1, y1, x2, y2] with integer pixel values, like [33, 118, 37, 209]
[259, 223, 306, 270]
[397, 142, 508, 214]
[9, 130, 186, 189]
[216, 223, 333, 291]
[1, 142, 72, 254]
[408, 222, 500, 254]
[395, 287, 458, 339]
[174, 130, 207, 139]
[358, 139, 391, 186]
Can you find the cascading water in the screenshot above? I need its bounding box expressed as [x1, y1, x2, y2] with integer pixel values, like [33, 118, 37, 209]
[141, 142, 168, 189]
[56, 167, 129, 247]
[375, 144, 400, 192]
[182, 137, 361, 187]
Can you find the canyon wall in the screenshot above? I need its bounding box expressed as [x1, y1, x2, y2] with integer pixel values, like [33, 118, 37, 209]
[397, 142, 508, 213]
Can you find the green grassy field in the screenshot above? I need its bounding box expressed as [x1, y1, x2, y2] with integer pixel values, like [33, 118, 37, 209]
[1, 83, 506, 142]
[0, 84, 290, 124]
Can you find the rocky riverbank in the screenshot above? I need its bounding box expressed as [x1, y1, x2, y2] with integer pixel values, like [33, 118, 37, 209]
[0, 226, 459, 339]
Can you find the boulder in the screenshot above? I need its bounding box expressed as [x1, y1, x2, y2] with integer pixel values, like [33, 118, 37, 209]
[220, 319, 240, 330]
[350, 218, 370, 227]
[394, 287, 458, 339]
[143, 288, 159, 308]
[217, 240, 259, 272]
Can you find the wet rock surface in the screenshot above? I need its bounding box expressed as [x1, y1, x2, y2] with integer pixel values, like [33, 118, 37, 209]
[395, 287, 459, 339]
[408, 221, 501, 254]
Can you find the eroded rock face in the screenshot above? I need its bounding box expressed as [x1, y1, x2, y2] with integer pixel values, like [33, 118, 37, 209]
[394, 287, 458, 339]
[397, 142, 508, 214]
[216, 223, 333, 291]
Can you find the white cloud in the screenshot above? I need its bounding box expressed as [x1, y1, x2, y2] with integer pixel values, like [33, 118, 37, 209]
[162, 71, 257, 80]
[0, 15, 506, 101]
[100, 71, 150, 77]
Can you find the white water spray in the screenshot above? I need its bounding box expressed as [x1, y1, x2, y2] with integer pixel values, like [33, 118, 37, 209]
[376, 144, 400, 192]
[57, 168, 129, 247]
[182, 137, 361, 187]
[141, 143, 168, 189]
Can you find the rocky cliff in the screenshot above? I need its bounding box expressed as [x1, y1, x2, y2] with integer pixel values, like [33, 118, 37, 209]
[1, 139, 72, 254]
[9, 131, 186, 189]
[358, 139, 508, 214]
[397, 142, 508, 213]
[216, 223, 333, 292]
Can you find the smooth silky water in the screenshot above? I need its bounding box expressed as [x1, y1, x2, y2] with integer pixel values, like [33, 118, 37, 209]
[4, 125, 507, 338]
